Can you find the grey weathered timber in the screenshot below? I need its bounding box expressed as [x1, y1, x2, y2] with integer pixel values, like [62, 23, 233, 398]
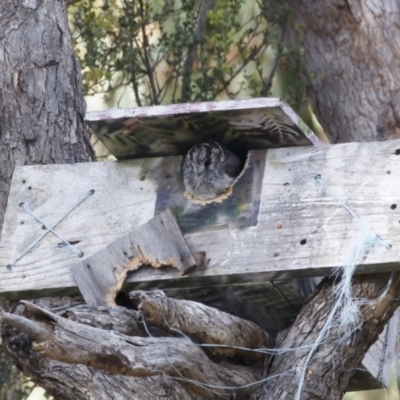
[61, 304, 142, 336]
[1, 138, 398, 392]
[359, 309, 400, 390]
[159, 281, 303, 336]
[86, 97, 322, 160]
[133, 281, 396, 391]
[1, 139, 399, 297]
[0, 140, 400, 295]
[71, 209, 196, 306]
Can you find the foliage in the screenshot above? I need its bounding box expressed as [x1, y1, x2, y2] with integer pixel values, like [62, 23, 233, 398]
[69, 0, 308, 111]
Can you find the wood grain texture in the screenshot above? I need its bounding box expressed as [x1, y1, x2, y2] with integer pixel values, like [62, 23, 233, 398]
[130, 290, 273, 360]
[1, 138, 397, 391]
[157, 281, 303, 336]
[361, 308, 400, 389]
[61, 304, 141, 336]
[131, 281, 394, 390]
[1, 139, 400, 296]
[86, 98, 322, 160]
[71, 209, 196, 306]
[3, 298, 205, 400]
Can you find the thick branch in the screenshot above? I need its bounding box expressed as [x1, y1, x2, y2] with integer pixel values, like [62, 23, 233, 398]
[60, 304, 141, 336]
[3, 299, 203, 399]
[4, 342, 204, 400]
[131, 290, 273, 360]
[250, 272, 400, 400]
[2, 301, 260, 399]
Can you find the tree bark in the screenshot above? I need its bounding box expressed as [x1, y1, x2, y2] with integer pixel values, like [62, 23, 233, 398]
[0, 0, 94, 397]
[287, 0, 400, 143]
[3, 296, 266, 399]
[0, 0, 94, 231]
[131, 290, 273, 360]
[250, 273, 400, 400]
[2, 301, 260, 399]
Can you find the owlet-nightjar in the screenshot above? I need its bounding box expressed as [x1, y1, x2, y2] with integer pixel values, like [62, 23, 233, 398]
[182, 141, 242, 201]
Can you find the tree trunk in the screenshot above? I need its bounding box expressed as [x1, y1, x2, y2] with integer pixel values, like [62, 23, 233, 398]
[0, 0, 94, 231]
[287, 0, 400, 143]
[0, 0, 94, 397]
[250, 273, 400, 400]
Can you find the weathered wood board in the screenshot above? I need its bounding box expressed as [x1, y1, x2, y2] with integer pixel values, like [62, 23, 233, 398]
[87, 97, 323, 160]
[358, 309, 399, 390]
[1, 135, 398, 393]
[71, 209, 196, 306]
[1, 139, 400, 297]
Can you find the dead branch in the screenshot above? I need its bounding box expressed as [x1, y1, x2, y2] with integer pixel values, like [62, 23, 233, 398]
[3, 348, 204, 400]
[2, 301, 260, 399]
[59, 304, 141, 336]
[130, 290, 273, 360]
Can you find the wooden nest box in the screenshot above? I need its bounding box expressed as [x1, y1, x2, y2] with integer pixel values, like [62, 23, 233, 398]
[1, 98, 400, 391]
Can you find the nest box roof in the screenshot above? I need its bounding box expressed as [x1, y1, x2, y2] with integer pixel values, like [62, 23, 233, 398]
[86, 97, 323, 160]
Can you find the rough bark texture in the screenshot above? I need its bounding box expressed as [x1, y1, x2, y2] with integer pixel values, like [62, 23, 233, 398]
[287, 0, 400, 143]
[0, 0, 94, 397]
[3, 298, 262, 399]
[0, 0, 94, 231]
[61, 304, 141, 335]
[131, 290, 273, 360]
[6, 352, 206, 400]
[249, 273, 400, 400]
[3, 297, 207, 399]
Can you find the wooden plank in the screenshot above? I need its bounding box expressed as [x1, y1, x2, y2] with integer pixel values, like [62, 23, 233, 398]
[86, 97, 322, 160]
[71, 209, 196, 306]
[349, 311, 399, 391]
[361, 309, 399, 388]
[1, 139, 400, 297]
[86, 98, 288, 121]
[72, 251, 117, 307]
